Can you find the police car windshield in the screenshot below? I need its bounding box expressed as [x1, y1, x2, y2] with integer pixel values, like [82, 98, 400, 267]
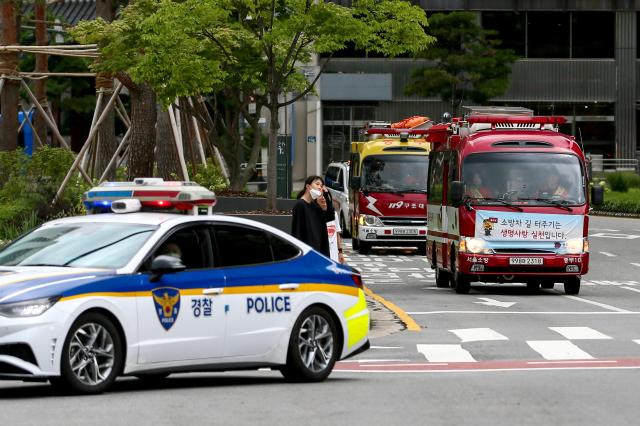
[0, 223, 156, 269]
[361, 155, 428, 192]
[462, 153, 585, 206]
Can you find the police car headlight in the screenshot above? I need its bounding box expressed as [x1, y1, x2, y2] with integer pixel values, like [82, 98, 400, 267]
[0, 296, 61, 317]
[460, 237, 493, 254]
[359, 214, 384, 227]
[565, 238, 587, 254]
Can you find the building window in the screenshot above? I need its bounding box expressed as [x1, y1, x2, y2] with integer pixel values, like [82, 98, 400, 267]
[527, 12, 570, 58]
[481, 12, 526, 57]
[572, 12, 614, 58]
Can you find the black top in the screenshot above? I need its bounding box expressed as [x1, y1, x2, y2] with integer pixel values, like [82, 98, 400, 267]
[291, 194, 335, 257]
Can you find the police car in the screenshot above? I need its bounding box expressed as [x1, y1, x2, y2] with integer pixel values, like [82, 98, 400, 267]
[0, 179, 369, 394]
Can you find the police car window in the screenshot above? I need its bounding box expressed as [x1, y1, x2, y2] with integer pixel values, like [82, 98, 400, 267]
[0, 223, 156, 268]
[150, 226, 211, 270]
[325, 166, 338, 187]
[213, 224, 272, 267]
[270, 233, 301, 262]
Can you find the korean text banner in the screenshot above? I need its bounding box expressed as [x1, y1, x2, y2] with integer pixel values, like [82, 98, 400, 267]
[474, 210, 583, 241]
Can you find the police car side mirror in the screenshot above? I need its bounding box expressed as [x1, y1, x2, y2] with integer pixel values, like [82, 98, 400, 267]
[591, 184, 604, 206]
[150, 255, 186, 282]
[349, 176, 360, 190]
[450, 181, 464, 207]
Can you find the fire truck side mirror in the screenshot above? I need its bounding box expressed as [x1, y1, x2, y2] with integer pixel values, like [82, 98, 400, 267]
[450, 181, 464, 207]
[591, 184, 604, 206]
[350, 176, 361, 190]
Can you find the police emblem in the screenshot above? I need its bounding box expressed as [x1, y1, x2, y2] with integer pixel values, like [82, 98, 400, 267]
[151, 287, 181, 330]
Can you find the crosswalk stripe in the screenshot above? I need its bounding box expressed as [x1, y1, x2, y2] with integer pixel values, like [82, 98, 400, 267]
[417, 344, 476, 362]
[450, 328, 509, 342]
[527, 340, 594, 360]
[549, 327, 612, 340]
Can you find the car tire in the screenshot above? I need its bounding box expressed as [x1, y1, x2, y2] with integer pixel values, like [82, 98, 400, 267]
[451, 254, 470, 294]
[434, 250, 450, 288]
[358, 241, 371, 255]
[280, 306, 339, 382]
[564, 277, 581, 295]
[58, 312, 123, 394]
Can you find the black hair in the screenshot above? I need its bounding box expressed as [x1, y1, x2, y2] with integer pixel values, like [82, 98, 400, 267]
[296, 175, 324, 199]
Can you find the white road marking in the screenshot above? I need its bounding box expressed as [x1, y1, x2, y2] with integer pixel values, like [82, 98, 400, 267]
[622, 286, 640, 293]
[590, 233, 640, 239]
[633, 340, 640, 345]
[339, 359, 411, 363]
[473, 297, 516, 308]
[417, 344, 476, 362]
[598, 251, 617, 257]
[549, 327, 612, 340]
[527, 340, 594, 360]
[407, 311, 640, 315]
[527, 360, 616, 365]
[563, 295, 631, 312]
[370, 346, 403, 349]
[631, 263, 640, 268]
[450, 328, 509, 342]
[590, 228, 620, 232]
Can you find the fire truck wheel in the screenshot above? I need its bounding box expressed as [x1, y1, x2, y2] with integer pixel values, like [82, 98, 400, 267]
[564, 277, 581, 295]
[352, 236, 360, 250]
[435, 267, 450, 288]
[453, 272, 471, 294]
[340, 215, 351, 238]
[358, 241, 372, 255]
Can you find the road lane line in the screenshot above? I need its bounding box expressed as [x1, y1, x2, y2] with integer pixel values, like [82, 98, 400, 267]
[450, 328, 509, 342]
[527, 340, 593, 360]
[364, 286, 421, 331]
[407, 311, 640, 315]
[598, 251, 617, 257]
[590, 228, 620, 232]
[339, 359, 411, 363]
[527, 360, 616, 365]
[549, 327, 612, 340]
[563, 295, 630, 312]
[631, 263, 640, 268]
[370, 346, 403, 349]
[633, 340, 640, 345]
[622, 286, 640, 293]
[417, 344, 476, 362]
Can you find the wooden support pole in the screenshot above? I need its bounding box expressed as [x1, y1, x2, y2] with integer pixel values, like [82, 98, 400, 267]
[98, 128, 131, 184]
[20, 78, 71, 150]
[168, 104, 189, 181]
[81, 90, 104, 171]
[19, 106, 44, 148]
[52, 82, 123, 204]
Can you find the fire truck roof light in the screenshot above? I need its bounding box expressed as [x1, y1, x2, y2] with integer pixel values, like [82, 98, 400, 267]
[466, 115, 567, 125]
[365, 128, 431, 136]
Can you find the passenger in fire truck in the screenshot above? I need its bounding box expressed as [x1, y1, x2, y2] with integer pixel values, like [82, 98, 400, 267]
[538, 173, 570, 199]
[466, 171, 492, 199]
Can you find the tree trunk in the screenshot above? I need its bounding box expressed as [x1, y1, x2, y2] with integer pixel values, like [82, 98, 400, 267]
[95, 0, 116, 179]
[267, 98, 279, 210]
[155, 104, 180, 179]
[0, 0, 19, 151]
[127, 84, 157, 178]
[33, 0, 48, 146]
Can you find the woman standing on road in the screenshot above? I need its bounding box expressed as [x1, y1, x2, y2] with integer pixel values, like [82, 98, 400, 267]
[292, 175, 339, 259]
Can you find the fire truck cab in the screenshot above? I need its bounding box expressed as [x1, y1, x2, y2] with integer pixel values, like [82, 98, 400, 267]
[348, 118, 431, 255]
[426, 107, 604, 295]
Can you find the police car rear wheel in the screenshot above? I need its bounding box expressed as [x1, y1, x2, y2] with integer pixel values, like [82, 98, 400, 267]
[59, 313, 123, 394]
[281, 307, 338, 382]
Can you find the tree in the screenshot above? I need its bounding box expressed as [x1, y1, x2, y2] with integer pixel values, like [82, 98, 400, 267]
[405, 12, 519, 115]
[134, 0, 433, 208]
[0, 0, 19, 151]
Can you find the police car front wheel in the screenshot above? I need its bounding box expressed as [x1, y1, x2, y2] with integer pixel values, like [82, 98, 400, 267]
[281, 307, 338, 382]
[56, 312, 124, 394]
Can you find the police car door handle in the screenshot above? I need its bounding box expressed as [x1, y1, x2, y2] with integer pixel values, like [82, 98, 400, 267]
[203, 288, 224, 295]
[279, 283, 299, 291]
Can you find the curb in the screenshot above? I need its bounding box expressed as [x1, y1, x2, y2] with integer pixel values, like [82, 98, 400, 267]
[364, 286, 421, 332]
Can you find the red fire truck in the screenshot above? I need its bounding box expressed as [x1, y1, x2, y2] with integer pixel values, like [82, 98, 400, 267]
[348, 118, 431, 255]
[425, 107, 603, 295]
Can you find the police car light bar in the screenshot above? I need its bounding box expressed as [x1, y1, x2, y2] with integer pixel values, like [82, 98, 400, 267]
[466, 115, 567, 125]
[83, 178, 216, 215]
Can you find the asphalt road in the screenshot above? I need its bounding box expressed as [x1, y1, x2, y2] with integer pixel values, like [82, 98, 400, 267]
[2, 215, 640, 425]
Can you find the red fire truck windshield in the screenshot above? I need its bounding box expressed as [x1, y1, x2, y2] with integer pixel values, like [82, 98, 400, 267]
[462, 153, 586, 205]
[362, 155, 428, 192]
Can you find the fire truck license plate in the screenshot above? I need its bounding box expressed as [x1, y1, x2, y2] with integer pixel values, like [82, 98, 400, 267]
[393, 228, 418, 235]
[509, 257, 544, 265]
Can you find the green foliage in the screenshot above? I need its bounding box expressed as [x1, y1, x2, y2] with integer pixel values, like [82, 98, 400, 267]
[0, 148, 90, 241]
[605, 172, 640, 193]
[184, 159, 228, 192]
[595, 188, 640, 215]
[405, 11, 519, 112]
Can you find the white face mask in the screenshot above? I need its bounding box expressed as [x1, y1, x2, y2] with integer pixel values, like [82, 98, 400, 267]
[309, 188, 322, 200]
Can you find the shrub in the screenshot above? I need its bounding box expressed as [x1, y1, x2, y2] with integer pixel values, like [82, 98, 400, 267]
[179, 159, 227, 192]
[606, 172, 640, 192]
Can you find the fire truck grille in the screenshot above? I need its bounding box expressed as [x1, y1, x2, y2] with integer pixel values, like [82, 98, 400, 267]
[493, 249, 556, 254]
[379, 217, 427, 227]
